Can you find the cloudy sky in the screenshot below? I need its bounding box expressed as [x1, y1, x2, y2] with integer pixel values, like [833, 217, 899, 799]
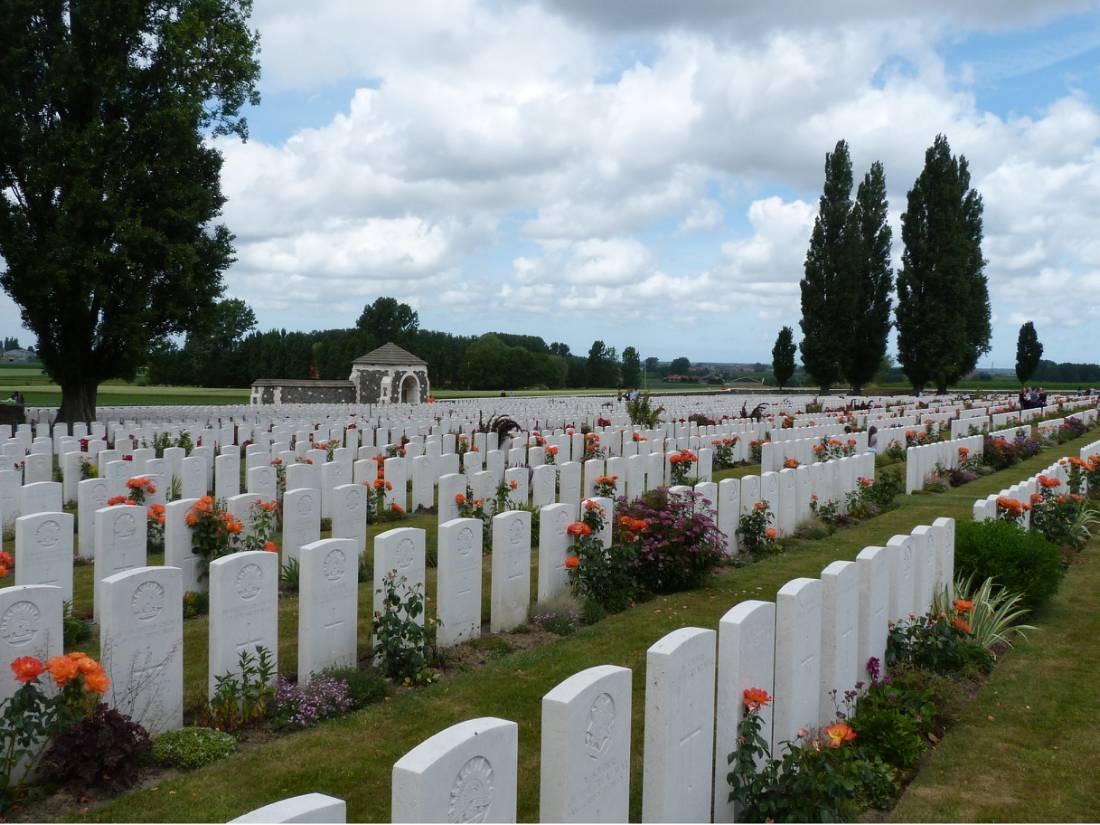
[11, 0, 1100, 366]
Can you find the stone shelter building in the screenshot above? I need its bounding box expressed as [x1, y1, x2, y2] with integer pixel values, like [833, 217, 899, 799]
[250, 342, 430, 405]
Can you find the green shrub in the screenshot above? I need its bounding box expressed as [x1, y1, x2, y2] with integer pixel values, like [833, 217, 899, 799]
[955, 520, 1065, 609]
[151, 727, 237, 770]
[323, 667, 389, 709]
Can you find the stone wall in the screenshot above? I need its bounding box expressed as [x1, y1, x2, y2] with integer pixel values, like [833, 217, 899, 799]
[250, 380, 356, 405]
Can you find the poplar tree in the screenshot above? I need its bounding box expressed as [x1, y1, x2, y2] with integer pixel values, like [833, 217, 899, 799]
[844, 162, 893, 393]
[800, 140, 860, 392]
[1015, 322, 1043, 384]
[896, 134, 990, 393]
[772, 326, 797, 390]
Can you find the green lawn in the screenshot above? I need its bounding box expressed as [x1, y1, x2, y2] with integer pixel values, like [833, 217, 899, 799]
[69, 426, 1100, 823]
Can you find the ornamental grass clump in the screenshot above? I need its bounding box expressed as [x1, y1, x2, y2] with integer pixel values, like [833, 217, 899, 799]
[935, 575, 1035, 658]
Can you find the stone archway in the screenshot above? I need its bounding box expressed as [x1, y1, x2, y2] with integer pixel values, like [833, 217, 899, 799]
[400, 373, 420, 404]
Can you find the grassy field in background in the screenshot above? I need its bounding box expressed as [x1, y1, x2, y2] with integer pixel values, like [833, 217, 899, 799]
[72, 426, 1100, 823]
[0, 362, 1089, 408]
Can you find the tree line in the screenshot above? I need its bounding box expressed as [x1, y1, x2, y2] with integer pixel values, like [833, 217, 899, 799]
[146, 296, 648, 392]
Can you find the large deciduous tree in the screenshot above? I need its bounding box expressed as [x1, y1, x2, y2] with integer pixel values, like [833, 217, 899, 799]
[585, 340, 619, 388]
[896, 134, 990, 394]
[771, 326, 797, 390]
[0, 0, 261, 422]
[620, 346, 641, 387]
[669, 356, 691, 375]
[1015, 321, 1043, 384]
[356, 297, 420, 349]
[844, 162, 893, 393]
[800, 140, 861, 392]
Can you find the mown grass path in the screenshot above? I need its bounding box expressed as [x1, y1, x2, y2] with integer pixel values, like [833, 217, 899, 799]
[887, 537, 1100, 821]
[78, 432, 1098, 823]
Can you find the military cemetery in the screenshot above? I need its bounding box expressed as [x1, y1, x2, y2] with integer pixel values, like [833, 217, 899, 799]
[1, 1, 1099, 823]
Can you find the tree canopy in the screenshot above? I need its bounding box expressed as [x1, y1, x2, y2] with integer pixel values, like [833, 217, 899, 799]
[0, 0, 261, 421]
[356, 297, 420, 348]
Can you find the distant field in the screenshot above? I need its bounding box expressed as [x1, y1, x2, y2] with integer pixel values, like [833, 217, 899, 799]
[0, 367, 251, 406]
[2, 362, 1091, 408]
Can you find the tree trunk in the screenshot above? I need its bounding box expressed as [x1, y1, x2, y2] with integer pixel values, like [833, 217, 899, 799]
[56, 376, 97, 424]
[936, 379, 949, 394]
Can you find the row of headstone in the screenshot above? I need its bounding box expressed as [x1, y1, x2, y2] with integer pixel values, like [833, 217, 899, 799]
[234, 514, 955, 824]
[905, 434, 984, 494]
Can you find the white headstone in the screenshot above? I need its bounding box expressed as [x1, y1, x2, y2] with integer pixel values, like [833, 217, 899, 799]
[93, 504, 147, 621]
[298, 538, 358, 682]
[773, 577, 822, 751]
[20, 481, 62, 517]
[713, 599, 775, 823]
[14, 512, 74, 603]
[282, 488, 322, 564]
[436, 518, 483, 647]
[856, 546, 889, 682]
[231, 793, 346, 824]
[391, 717, 518, 824]
[540, 665, 632, 823]
[208, 550, 279, 699]
[100, 565, 183, 735]
[886, 535, 915, 622]
[642, 627, 716, 824]
[164, 498, 202, 593]
[537, 502, 575, 602]
[331, 483, 368, 555]
[490, 510, 530, 633]
[0, 584, 63, 703]
[820, 560, 859, 726]
[372, 528, 427, 630]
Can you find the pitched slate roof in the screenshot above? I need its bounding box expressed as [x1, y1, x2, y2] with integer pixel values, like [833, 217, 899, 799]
[352, 342, 427, 366]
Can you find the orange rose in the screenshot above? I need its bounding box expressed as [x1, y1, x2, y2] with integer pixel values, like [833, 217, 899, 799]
[263, 541, 278, 553]
[824, 721, 857, 748]
[953, 599, 974, 613]
[765, 528, 777, 540]
[83, 669, 110, 694]
[46, 655, 79, 688]
[743, 687, 772, 711]
[952, 617, 972, 635]
[564, 555, 580, 569]
[509, 480, 518, 490]
[11, 656, 45, 684]
[455, 493, 466, 506]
